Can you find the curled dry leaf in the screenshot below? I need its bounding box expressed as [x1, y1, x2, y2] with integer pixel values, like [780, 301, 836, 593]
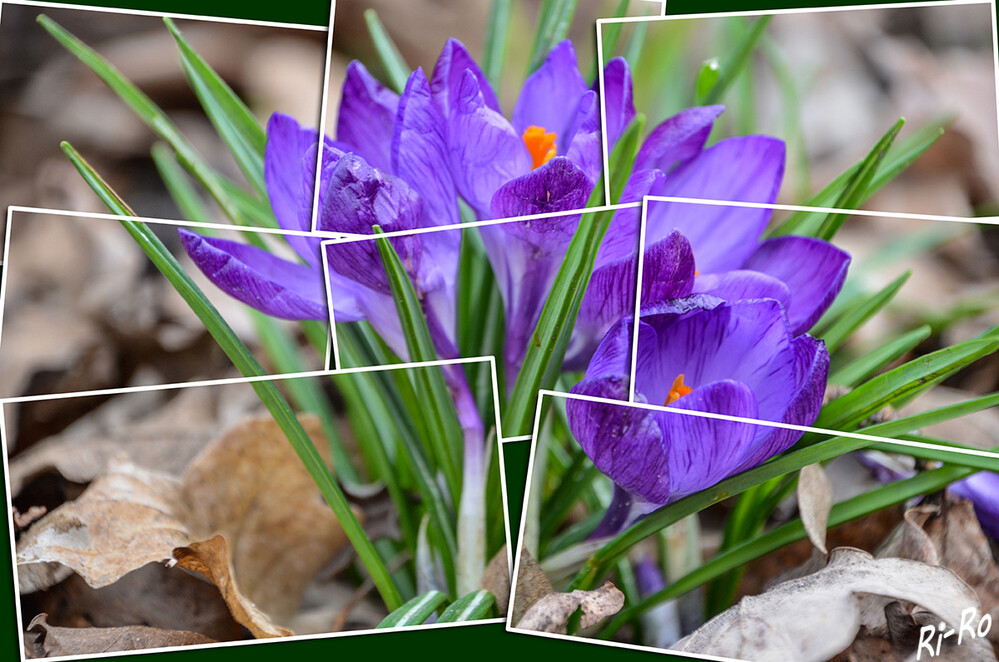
[798, 463, 834, 555]
[16, 415, 354, 638]
[514, 581, 625, 635]
[26, 614, 215, 658]
[879, 498, 999, 648]
[510, 547, 554, 626]
[672, 547, 992, 662]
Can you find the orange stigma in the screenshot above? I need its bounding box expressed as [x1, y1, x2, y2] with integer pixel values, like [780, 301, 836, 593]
[664, 374, 693, 406]
[523, 125, 557, 169]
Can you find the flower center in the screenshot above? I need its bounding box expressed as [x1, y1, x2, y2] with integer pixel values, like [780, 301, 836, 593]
[523, 125, 557, 170]
[664, 373, 693, 406]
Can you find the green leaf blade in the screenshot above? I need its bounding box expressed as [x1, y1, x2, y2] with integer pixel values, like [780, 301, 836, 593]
[377, 590, 448, 628]
[438, 590, 497, 622]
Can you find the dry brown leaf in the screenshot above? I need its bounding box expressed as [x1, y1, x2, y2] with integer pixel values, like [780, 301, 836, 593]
[174, 536, 290, 638]
[178, 415, 350, 623]
[514, 581, 625, 634]
[481, 545, 510, 617]
[673, 547, 994, 662]
[26, 614, 215, 658]
[16, 457, 189, 593]
[511, 547, 554, 626]
[16, 414, 354, 638]
[798, 463, 834, 555]
[34, 563, 242, 642]
[880, 499, 999, 648]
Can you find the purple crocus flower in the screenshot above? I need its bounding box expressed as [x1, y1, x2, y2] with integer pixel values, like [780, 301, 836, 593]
[949, 472, 999, 540]
[567, 295, 829, 535]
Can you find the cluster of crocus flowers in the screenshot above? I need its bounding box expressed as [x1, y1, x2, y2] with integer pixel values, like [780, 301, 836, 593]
[179, 36, 853, 536]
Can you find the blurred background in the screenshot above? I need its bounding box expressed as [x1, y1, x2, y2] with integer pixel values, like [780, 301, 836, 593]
[0, 4, 326, 233]
[609, 4, 999, 215]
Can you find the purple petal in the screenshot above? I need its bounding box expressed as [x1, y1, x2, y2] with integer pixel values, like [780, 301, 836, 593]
[264, 113, 328, 266]
[633, 297, 797, 423]
[430, 38, 501, 116]
[318, 152, 422, 235]
[392, 68, 459, 227]
[735, 333, 829, 471]
[634, 105, 724, 173]
[594, 169, 667, 268]
[446, 69, 530, 214]
[693, 270, 791, 312]
[601, 57, 635, 153]
[178, 229, 350, 321]
[513, 40, 587, 146]
[336, 61, 399, 174]
[577, 315, 639, 384]
[950, 472, 999, 540]
[490, 157, 593, 218]
[319, 154, 424, 292]
[480, 215, 578, 374]
[568, 379, 670, 504]
[742, 236, 851, 335]
[646, 138, 785, 272]
[564, 90, 602, 183]
[571, 231, 696, 369]
[659, 380, 759, 500]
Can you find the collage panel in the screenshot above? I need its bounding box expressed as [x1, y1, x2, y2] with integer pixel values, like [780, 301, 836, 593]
[320, 204, 657, 441]
[597, 1, 999, 218]
[0, 1, 329, 253]
[0, 209, 331, 403]
[632, 197, 999, 448]
[312, 0, 663, 235]
[4, 359, 509, 659]
[509, 390, 999, 661]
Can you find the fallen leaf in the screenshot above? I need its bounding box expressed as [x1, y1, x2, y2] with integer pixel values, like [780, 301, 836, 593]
[33, 563, 242, 642]
[798, 463, 834, 555]
[481, 545, 510, 617]
[26, 614, 215, 658]
[178, 415, 352, 624]
[16, 414, 354, 638]
[880, 498, 999, 649]
[510, 547, 554, 626]
[174, 536, 290, 638]
[514, 581, 625, 634]
[672, 547, 994, 662]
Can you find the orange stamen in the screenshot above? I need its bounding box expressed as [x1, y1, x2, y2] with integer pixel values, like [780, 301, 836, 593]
[664, 374, 693, 406]
[523, 125, 557, 170]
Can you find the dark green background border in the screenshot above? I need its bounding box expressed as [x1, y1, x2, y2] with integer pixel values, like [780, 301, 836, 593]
[0, 0, 978, 660]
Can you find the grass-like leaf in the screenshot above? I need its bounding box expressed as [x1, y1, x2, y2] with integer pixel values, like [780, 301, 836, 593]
[589, 0, 631, 83]
[599, 460, 984, 636]
[38, 16, 251, 227]
[376, 590, 448, 628]
[372, 227, 465, 503]
[151, 142, 210, 221]
[482, 0, 512, 89]
[61, 141, 404, 611]
[828, 324, 931, 387]
[770, 117, 947, 237]
[164, 18, 267, 198]
[695, 16, 771, 106]
[503, 115, 642, 436]
[364, 9, 410, 94]
[815, 118, 905, 241]
[567, 423, 898, 591]
[438, 590, 497, 622]
[527, 0, 579, 74]
[820, 270, 910, 352]
[336, 328, 457, 589]
[816, 328, 999, 431]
